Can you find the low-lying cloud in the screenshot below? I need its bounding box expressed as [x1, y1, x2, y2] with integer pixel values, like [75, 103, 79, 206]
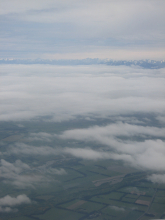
[109, 206, 125, 212]
[0, 65, 165, 122]
[0, 194, 31, 206]
[0, 194, 31, 212]
[60, 122, 165, 140]
[0, 159, 43, 188]
[147, 174, 165, 184]
[0, 159, 66, 188]
[4, 120, 165, 174]
[59, 122, 165, 171]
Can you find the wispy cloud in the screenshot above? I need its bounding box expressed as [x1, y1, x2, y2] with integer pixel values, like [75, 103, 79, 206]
[109, 206, 125, 212]
[147, 174, 165, 184]
[0, 159, 66, 188]
[8, 143, 59, 156]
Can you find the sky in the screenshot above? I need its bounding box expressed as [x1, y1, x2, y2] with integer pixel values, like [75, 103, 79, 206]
[0, 0, 165, 60]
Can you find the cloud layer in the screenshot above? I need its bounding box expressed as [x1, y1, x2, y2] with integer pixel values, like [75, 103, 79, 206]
[0, 65, 165, 122]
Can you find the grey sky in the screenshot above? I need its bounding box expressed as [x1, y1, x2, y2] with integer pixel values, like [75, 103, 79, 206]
[0, 0, 165, 59]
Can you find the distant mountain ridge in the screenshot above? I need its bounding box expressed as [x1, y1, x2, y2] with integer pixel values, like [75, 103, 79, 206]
[0, 58, 165, 69]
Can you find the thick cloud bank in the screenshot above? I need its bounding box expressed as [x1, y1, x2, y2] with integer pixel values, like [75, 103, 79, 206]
[0, 65, 165, 122]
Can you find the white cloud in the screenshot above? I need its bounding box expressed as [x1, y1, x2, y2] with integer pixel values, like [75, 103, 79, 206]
[0, 64, 164, 176]
[0, 158, 66, 188]
[27, 132, 53, 142]
[0, 0, 71, 15]
[63, 142, 165, 172]
[0, 194, 31, 206]
[4, 119, 165, 173]
[60, 122, 165, 171]
[0, 159, 47, 188]
[0, 194, 31, 213]
[0, 159, 30, 177]
[0, 65, 165, 122]
[0, 0, 165, 59]
[60, 122, 165, 140]
[109, 205, 125, 212]
[1, 0, 165, 41]
[147, 174, 165, 184]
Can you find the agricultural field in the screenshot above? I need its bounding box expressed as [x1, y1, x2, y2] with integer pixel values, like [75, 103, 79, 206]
[0, 117, 164, 220]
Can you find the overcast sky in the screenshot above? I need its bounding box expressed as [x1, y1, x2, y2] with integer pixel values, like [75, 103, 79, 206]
[1, 0, 165, 60]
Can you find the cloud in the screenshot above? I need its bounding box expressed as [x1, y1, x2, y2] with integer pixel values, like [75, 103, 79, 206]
[7, 139, 165, 172]
[27, 132, 53, 142]
[109, 206, 125, 212]
[0, 65, 165, 122]
[8, 143, 59, 156]
[5, 120, 165, 172]
[60, 122, 165, 140]
[0, 194, 31, 206]
[0, 0, 76, 15]
[0, 1, 165, 59]
[0, 194, 31, 212]
[0, 158, 67, 188]
[156, 116, 165, 124]
[0, 159, 30, 176]
[147, 174, 165, 184]
[34, 161, 67, 175]
[60, 122, 165, 171]
[124, 187, 140, 194]
[0, 159, 47, 188]
[63, 142, 165, 172]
